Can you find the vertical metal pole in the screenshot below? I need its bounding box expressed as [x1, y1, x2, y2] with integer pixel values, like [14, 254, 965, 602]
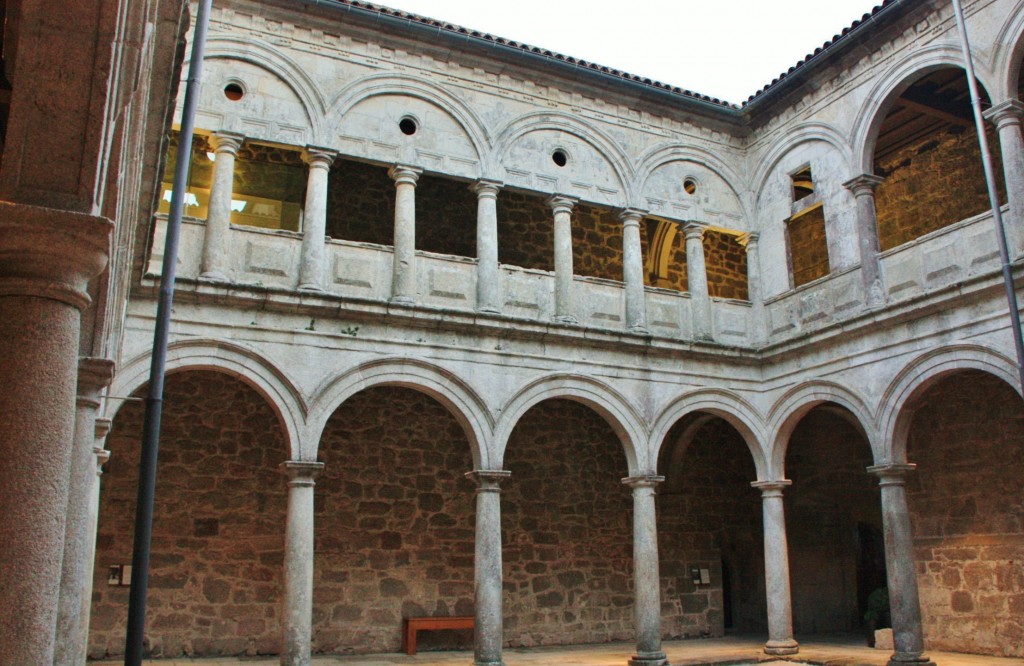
[124, 0, 213, 662]
[952, 0, 1024, 391]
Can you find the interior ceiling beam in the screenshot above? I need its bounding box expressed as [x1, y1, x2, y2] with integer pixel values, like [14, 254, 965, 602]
[897, 92, 973, 127]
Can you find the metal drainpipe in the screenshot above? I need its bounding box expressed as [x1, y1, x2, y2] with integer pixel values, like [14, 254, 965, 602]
[951, 0, 1024, 391]
[123, 0, 213, 662]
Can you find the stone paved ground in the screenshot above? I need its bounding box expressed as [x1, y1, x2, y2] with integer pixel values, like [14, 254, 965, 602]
[90, 635, 1024, 665]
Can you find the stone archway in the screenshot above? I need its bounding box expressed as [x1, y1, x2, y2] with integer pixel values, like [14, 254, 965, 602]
[89, 370, 291, 659]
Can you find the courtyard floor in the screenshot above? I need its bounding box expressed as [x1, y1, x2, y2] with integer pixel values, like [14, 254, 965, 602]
[91, 634, 1023, 665]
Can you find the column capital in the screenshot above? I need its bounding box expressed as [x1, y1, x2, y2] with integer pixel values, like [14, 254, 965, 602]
[94, 417, 112, 441]
[77, 358, 115, 395]
[843, 173, 885, 196]
[209, 131, 245, 155]
[867, 462, 916, 485]
[983, 99, 1024, 128]
[737, 231, 760, 249]
[281, 460, 325, 486]
[92, 446, 111, 475]
[622, 474, 665, 489]
[465, 469, 511, 492]
[546, 194, 577, 215]
[618, 208, 647, 226]
[751, 479, 792, 496]
[302, 146, 337, 168]
[681, 221, 707, 240]
[472, 179, 503, 198]
[389, 164, 422, 186]
[0, 202, 112, 311]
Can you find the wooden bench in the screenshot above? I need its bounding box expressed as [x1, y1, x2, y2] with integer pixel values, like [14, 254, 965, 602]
[402, 616, 474, 655]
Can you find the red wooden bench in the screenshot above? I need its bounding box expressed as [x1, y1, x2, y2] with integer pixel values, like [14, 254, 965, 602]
[402, 616, 474, 655]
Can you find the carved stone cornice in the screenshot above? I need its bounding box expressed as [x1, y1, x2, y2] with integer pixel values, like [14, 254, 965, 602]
[388, 165, 422, 186]
[302, 146, 337, 169]
[209, 131, 245, 155]
[617, 208, 648, 226]
[843, 173, 885, 197]
[471, 180, 503, 198]
[466, 469, 511, 492]
[682, 221, 707, 241]
[751, 479, 792, 497]
[983, 99, 1024, 128]
[281, 460, 325, 487]
[546, 194, 577, 215]
[622, 474, 665, 489]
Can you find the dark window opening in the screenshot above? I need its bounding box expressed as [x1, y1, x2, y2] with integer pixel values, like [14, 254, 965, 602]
[552, 149, 568, 167]
[230, 142, 306, 231]
[325, 159, 394, 245]
[223, 82, 244, 101]
[399, 117, 417, 136]
[573, 202, 625, 282]
[683, 178, 698, 195]
[497, 189, 555, 272]
[704, 229, 749, 301]
[416, 173, 476, 258]
[791, 166, 814, 202]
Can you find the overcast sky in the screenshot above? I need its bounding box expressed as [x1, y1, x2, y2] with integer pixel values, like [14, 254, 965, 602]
[375, 0, 885, 104]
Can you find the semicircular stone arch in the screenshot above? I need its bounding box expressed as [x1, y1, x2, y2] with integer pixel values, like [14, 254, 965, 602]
[851, 43, 998, 175]
[877, 344, 1022, 464]
[751, 122, 854, 199]
[649, 389, 770, 481]
[107, 339, 306, 461]
[636, 151, 747, 230]
[191, 35, 327, 145]
[493, 374, 647, 475]
[765, 381, 881, 476]
[990, 0, 1024, 103]
[491, 112, 633, 207]
[327, 74, 490, 180]
[306, 358, 494, 470]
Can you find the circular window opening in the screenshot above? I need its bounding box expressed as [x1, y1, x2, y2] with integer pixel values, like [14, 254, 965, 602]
[223, 83, 244, 101]
[552, 149, 569, 167]
[399, 117, 418, 136]
[683, 178, 697, 195]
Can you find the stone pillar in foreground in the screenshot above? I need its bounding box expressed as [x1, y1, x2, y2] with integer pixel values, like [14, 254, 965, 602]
[683, 222, 712, 340]
[751, 480, 799, 656]
[200, 131, 245, 281]
[620, 209, 649, 333]
[739, 232, 765, 343]
[548, 195, 578, 323]
[984, 100, 1024, 258]
[623, 475, 668, 666]
[297, 147, 337, 291]
[0, 203, 111, 665]
[78, 418, 112, 664]
[467, 470, 511, 666]
[280, 461, 325, 666]
[389, 165, 422, 304]
[867, 464, 935, 666]
[474, 180, 503, 314]
[53, 358, 115, 666]
[843, 174, 886, 308]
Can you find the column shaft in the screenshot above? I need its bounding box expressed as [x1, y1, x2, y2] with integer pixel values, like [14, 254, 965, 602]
[298, 148, 337, 291]
[78, 419, 112, 665]
[985, 101, 1024, 258]
[620, 210, 648, 332]
[549, 195, 578, 323]
[740, 233, 765, 343]
[624, 476, 668, 666]
[467, 470, 510, 666]
[201, 131, 245, 281]
[54, 359, 114, 666]
[0, 204, 111, 665]
[683, 223, 712, 340]
[389, 166, 422, 304]
[281, 461, 324, 666]
[474, 181, 502, 314]
[843, 174, 886, 307]
[752, 481, 798, 655]
[868, 464, 935, 666]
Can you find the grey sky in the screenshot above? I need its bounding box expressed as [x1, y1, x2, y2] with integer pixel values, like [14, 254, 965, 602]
[375, 0, 886, 104]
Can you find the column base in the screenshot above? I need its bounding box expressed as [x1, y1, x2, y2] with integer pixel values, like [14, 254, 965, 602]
[477, 306, 500, 315]
[627, 325, 650, 335]
[297, 283, 323, 292]
[764, 639, 799, 655]
[199, 271, 230, 282]
[389, 295, 415, 306]
[553, 315, 578, 325]
[628, 650, 669, 666]
[888, 652, 935, 666]
[474, 660, 505, 666]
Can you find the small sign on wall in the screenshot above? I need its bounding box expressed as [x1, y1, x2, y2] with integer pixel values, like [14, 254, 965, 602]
[690, 567, 711, 586]
[108, 564, 132, 586]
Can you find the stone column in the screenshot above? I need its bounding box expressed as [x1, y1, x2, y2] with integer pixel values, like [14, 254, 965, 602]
[280, 461, 325, 666]
[0, 203, 111, 665]
[53, 358, 115, 666]
[683, 222, 713, 341]
[623, 475, 668, 666]
[984, 100, 1024, 258]
[620, 209, 649, 333]
[297, 147, 337, 291]
[466, 470, 511, 666]
[867, 464, 936, 666]
[548, 195, 578, 323]
[200, 131, 245, 281]
[389, 165, 422, 304]
[843, 174, 886, 307]
[751, 480, 799, 655]
[739, 232, 765, 343]
[78, 418, 112, 665]
[474, 180, 503, 314]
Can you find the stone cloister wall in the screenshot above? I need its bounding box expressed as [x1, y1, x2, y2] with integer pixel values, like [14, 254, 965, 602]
[90, 371, 289, 658]
[785, 409, 884, 635]
[906, 372, 1024, 658]
[657, 417, 766, 638]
